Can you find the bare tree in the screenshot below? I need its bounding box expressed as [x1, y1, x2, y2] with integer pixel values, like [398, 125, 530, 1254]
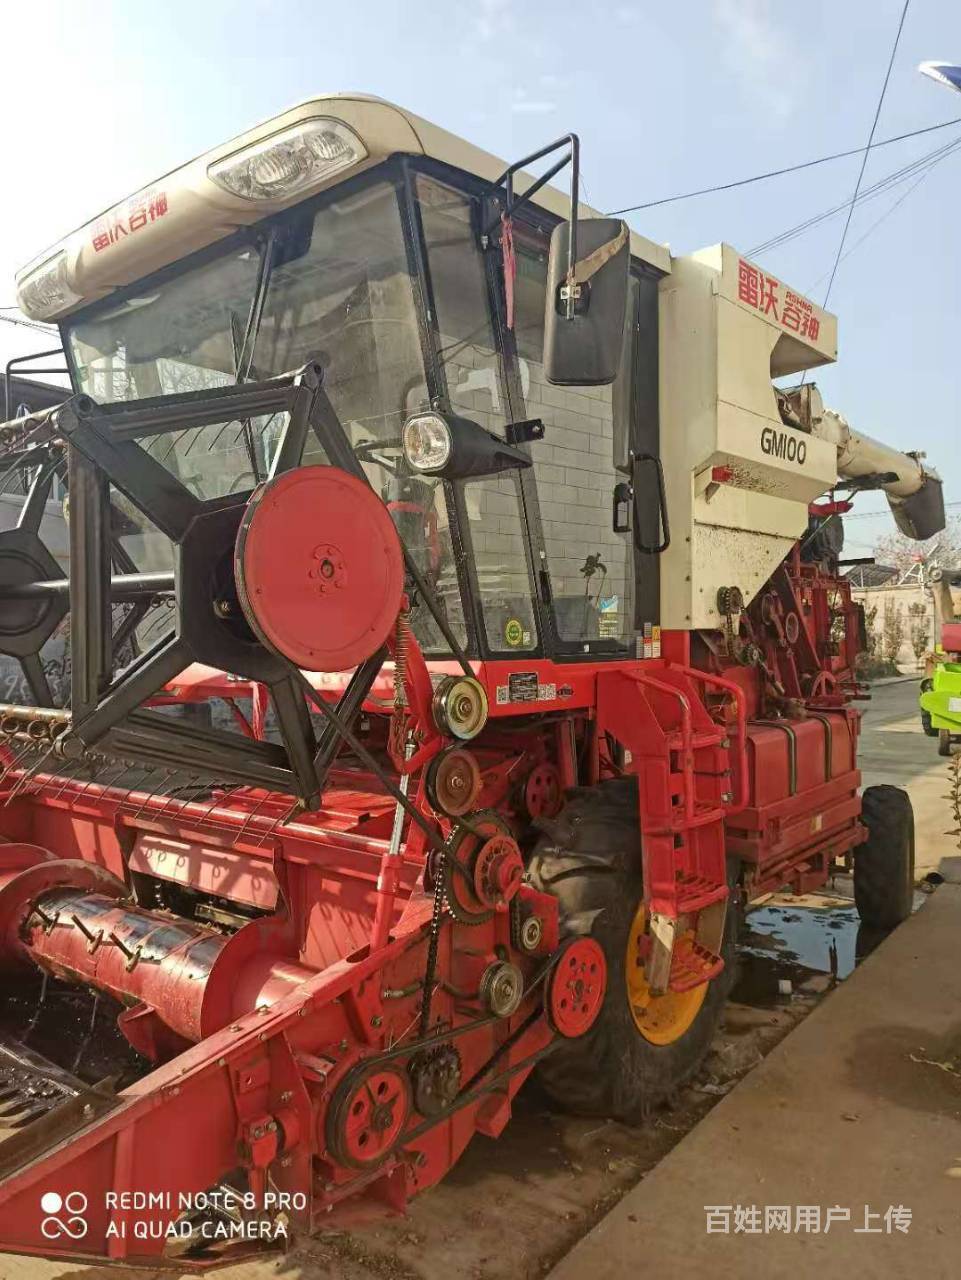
[863, 602, 881, 656]
[908, 600, 930, 667]
[873, 516, 961, 575]
[882, 597, 904, 664]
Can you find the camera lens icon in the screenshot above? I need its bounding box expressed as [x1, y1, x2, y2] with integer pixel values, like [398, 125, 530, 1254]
[40, 1190, 88, 1240]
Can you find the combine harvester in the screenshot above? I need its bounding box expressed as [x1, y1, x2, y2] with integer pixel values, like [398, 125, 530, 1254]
[0, 96, 945, 1266]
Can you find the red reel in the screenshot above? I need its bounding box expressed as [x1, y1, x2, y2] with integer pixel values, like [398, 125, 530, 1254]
[235, 466, 404, 672]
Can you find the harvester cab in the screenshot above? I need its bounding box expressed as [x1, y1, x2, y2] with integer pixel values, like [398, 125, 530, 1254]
[0, 95, 944, 1267]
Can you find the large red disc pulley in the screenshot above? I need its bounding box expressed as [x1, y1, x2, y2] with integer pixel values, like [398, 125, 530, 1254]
[326, 1062, 412, 1169]
[547, 937, 607, 1038]
[235, 466, 404, 672]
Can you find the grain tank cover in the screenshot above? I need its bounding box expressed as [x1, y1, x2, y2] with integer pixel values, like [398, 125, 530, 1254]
[658, 245, 839, 629]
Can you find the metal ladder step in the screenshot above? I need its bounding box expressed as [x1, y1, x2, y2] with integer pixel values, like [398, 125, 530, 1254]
[668, 935, 724, 993]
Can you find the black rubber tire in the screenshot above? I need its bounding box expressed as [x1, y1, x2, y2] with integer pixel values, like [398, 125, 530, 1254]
[938, 729, 953, 757]
[854, 784, 915, 930]
[921, 710, 937, 737]
[527, 778, 738, 1121]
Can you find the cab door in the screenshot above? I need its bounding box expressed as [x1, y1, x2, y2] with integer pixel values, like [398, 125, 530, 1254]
[506, 223, 661, 656]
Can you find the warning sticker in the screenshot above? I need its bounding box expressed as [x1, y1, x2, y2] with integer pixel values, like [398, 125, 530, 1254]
[507, 671, 538, 703]
[640, 622, 662, 660]
[496, 685, 509, 706]
[537, 683, 557, 702]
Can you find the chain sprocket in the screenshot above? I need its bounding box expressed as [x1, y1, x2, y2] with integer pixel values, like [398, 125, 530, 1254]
[409, 1044, 461, 1118]
[717, 585, 745, 658]
[443, 812, 516, 925]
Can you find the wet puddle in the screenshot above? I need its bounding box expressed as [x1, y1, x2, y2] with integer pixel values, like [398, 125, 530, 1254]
[733, 901, 856, 1005]
[732, 880, 928, 1008]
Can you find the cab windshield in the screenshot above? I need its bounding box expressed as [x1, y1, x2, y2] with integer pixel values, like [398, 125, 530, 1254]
[64, 164, 639, 661]
[65, 177, 467, 653]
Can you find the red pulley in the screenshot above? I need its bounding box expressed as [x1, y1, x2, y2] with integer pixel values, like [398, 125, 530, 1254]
[523, 763, 563, 819]
[235, 466, 404, 672]
[547, 937, 607, 1038]
[326, 1063, 412, 1169]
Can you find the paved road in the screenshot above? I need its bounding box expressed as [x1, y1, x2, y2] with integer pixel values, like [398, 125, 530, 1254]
[857, 677, 961, 881]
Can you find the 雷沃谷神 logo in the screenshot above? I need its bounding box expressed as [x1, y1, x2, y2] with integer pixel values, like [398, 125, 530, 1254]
[760, 426, 807, 464]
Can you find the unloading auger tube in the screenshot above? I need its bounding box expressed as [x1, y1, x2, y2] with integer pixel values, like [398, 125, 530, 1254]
[779, 383, 945, 541]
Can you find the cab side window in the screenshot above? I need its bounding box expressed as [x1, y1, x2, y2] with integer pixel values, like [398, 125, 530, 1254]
[512, 229, 634, 646]
[417, 175, 538, 654]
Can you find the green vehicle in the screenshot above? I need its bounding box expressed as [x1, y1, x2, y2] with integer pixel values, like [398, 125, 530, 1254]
[919, 568, 961, 753]
[920, 651, 961, 756]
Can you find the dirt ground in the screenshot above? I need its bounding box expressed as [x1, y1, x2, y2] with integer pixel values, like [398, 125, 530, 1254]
[548, 883, 961, 1280]
[283, 994, 831, 1280]
[3, 994, 824, 1280]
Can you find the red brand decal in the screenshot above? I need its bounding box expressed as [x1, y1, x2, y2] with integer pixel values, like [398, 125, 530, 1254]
[737, 259, 820, 341]
[91, 189, 169, 253]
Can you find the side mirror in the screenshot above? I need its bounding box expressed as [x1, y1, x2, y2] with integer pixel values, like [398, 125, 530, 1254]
[544, 217, 630, 386]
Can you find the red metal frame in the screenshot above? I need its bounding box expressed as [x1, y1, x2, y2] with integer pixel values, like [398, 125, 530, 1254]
[0, 536, 872, 1266]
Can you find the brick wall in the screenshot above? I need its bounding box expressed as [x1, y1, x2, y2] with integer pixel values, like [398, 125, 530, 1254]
[520, 359, 631, 642]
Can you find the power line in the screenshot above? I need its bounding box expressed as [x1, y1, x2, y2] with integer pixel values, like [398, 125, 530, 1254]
[748, 130, 961, 257]
[820, 0, 911, 311]
[845, 501, 961, 520]
[802, 169, 930, 292]
[0, 312, 57, 335]
[605, 113, 961, 216]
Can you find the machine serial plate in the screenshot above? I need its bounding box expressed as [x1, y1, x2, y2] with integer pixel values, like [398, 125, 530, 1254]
[506, 672, 538, 704]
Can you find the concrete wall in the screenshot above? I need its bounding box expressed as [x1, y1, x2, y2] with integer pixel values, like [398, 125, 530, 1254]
[852, 582, 934, 670]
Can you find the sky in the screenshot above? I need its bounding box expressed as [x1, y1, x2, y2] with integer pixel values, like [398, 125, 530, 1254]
[1, 0, 960, 557]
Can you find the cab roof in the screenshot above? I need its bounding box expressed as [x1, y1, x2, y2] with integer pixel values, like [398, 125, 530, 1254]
[17, 93, 671, 321]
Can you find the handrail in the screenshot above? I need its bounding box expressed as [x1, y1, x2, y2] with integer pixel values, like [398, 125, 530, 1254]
[633, 672, 695, 820]
[670, 665, 749, 815]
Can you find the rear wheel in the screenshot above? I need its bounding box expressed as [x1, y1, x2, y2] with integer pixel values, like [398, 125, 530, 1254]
[528, 779, 737, 1120]
[939, 729, 953, 757]
[854, 784, 915, 929]
[921, 710, 937, 737]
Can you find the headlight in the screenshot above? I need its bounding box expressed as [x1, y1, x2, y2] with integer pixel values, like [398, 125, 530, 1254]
[403, 413, 452, 473]
[208, 118, 367, 201]
[17, 251, 81, 320]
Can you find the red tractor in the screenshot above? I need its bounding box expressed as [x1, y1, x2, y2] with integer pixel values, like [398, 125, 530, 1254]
[0, 98, 943, 1266]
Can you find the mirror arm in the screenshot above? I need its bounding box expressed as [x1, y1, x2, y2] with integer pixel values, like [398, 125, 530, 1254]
[567, 135, 580, 320]
[482, 133, 580, 260]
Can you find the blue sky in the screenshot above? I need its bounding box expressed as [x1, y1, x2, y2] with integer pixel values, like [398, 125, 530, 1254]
[2, 0, 959, 554]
